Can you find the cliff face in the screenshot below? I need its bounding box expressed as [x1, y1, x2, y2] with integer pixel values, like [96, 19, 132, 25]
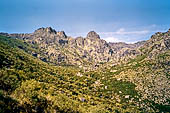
[3, 27, 145, 69]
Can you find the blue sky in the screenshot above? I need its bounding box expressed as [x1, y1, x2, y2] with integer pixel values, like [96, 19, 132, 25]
[0, 0, 170, 43]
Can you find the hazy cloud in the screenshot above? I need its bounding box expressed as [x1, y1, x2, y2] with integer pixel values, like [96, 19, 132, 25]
[99, 28, 149, 35]
[103, 36, 122, 43]
[99, 28, 154, 43]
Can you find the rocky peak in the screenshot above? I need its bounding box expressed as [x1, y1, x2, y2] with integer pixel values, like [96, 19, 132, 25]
[165, 28, 170, 35]
[86, 31, 100, 39]
[168, 28, 170, 32]
[34, 27, 56, 34]
[46, 27, 56, 33]
[139, 29, 170, 58]
[34, 27, 67, 38]
[150, 30, 170, 43]
[57, 31, 67, 38]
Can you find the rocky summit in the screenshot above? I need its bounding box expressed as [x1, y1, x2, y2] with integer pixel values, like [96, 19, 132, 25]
[87, 31, 100, 39]
[0, 27, 170, 113]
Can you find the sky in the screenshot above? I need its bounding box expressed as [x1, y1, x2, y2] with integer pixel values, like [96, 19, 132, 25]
[0, 0, 170, 43]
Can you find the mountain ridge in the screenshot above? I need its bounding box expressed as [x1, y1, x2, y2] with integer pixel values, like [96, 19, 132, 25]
[0, 27, 147, 70]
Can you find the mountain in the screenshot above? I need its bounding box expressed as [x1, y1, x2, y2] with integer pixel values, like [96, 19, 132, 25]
[1, 27, 144, 70]
[0, 28, 170, 113]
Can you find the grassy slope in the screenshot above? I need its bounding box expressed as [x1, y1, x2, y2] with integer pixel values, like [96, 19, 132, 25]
[102, 53, 170, 112]
[0, 36, 141, 112]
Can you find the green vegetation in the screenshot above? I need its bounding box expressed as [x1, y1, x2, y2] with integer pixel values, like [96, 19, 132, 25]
[0, 35, 169, 112]
[0, 35, 141, 112]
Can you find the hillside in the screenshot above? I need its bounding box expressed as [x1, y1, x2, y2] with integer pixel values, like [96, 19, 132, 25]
[0, 28, 170, 113]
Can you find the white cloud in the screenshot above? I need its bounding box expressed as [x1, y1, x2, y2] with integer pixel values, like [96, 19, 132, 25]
[104, 37, 122, 43]
[116, 28, 125, 34]
[99, 28, 149, 35]
[99, 28, 153, 43]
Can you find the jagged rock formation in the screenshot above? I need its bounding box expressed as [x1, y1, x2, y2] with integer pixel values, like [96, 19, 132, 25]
[1, 27, 144, 69]
[140, 29, 170, 58]
[1, 27, 169, 69]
